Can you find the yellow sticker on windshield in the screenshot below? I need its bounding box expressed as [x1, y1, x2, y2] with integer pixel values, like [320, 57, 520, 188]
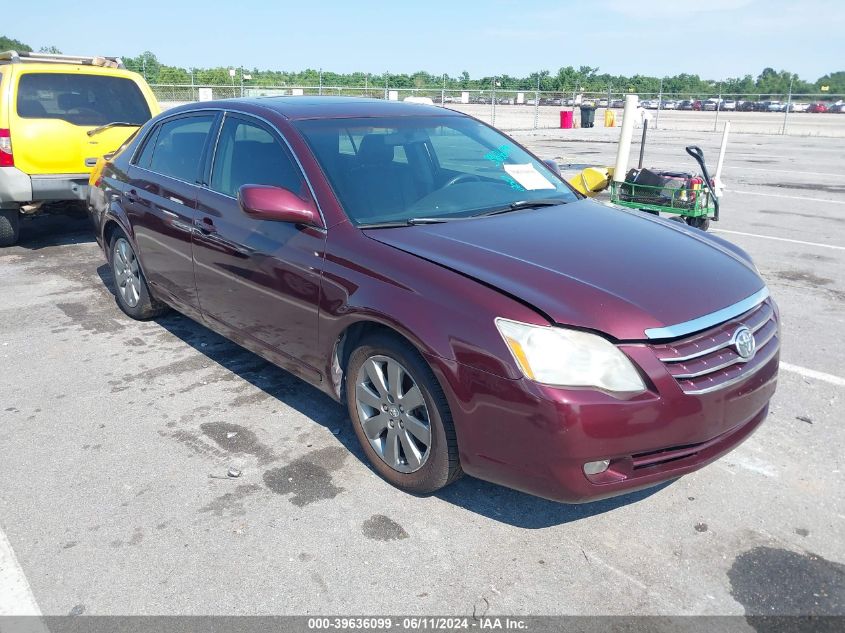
[503, 164, 556, 191]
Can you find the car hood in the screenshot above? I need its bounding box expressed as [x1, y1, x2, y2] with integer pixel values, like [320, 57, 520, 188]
[364, 200, 765, 341]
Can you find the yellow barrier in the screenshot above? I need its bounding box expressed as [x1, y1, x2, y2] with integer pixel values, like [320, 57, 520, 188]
[567, 167, 613, 197]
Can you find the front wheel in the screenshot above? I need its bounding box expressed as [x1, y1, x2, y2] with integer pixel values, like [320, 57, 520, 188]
[109, 233, 169, 320]
[346, 334, 462, 494]
[0, 208, 20, 247]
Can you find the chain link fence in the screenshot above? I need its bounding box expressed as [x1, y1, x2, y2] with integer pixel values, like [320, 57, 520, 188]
[148, 84, 845, 137]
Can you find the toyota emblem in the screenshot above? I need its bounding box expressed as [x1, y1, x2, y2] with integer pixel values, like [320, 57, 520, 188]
[734, 326, 756, 360]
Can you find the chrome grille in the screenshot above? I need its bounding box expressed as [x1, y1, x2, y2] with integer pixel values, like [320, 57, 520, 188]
[651, 299, 779, 395]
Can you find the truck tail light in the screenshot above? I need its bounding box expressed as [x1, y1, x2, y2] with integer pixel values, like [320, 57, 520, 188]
[0, 129, 13, 167]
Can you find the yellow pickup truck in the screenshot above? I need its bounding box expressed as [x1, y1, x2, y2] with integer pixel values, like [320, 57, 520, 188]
[0, 51, 159, 245]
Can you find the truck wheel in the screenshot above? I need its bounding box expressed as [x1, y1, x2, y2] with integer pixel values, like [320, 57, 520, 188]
[0, 208, 20, 247]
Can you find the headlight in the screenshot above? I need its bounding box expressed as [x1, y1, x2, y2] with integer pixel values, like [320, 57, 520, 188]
[495, 318, 646, 393]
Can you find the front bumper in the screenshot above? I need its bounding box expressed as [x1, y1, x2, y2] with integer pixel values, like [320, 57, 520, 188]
[428, 333, 779, 504]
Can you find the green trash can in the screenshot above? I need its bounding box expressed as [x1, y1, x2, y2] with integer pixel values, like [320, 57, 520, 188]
[580, 105, 596, 128]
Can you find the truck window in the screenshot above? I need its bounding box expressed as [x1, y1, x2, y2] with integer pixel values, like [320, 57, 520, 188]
[16, 73, 151, 127]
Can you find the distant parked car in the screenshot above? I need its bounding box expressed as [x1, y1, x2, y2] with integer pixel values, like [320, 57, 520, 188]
[722, 100, 737, 111]
[778, 103, 804, 112]
[766, 101, 784, 112]
[661, 100, 677, 110]
[610, 99, 624, 108]
[807, 102, 828, 113]
[702, 99, 722, 111]
[677, 100, 692, 110]
[737, 101, 756, 111]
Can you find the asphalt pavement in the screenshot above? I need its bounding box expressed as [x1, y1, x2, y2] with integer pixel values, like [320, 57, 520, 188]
[0, 126, 842, 618]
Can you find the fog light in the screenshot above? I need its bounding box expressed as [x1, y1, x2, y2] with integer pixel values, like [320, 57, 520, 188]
[583, 459, 611, 475]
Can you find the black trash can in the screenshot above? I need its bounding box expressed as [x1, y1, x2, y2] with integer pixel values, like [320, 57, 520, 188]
[580, 105, 596, 128]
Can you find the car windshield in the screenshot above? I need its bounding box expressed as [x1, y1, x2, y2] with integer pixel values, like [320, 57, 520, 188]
[294, 115, 577, 226]
[16, 73, 151, 127]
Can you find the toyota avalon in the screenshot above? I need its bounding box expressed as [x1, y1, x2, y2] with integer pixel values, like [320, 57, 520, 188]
[88, 97, 779, 503]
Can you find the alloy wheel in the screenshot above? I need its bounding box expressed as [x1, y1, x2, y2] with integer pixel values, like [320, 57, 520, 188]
[114, 238, 142, 308]
[354, 355, 432, 473]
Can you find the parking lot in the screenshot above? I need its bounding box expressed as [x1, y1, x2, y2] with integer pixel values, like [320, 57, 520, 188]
[450, 104, 845, 136]
[1, 125, 843, 618]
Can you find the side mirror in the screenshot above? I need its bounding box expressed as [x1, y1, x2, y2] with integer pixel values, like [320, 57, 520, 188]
[238, 184, 321, 226]
[543, 159, 561, 176]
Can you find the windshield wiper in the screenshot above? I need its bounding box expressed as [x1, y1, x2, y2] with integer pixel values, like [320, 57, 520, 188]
[87, 122, 138, 137]
[359, 217, 466, 229]
[472, 198, 568, 218]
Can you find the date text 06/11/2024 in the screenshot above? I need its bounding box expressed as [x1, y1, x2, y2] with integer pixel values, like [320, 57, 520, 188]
[307, 617, 529, 630]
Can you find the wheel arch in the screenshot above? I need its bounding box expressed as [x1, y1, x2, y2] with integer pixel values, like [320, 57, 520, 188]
[331, 320, 423, 401]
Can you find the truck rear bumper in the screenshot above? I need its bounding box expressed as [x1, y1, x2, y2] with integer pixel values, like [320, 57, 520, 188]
[31, 174, 89, 201]
[0, 168, 89, 206]
[0, 167, 32, 206]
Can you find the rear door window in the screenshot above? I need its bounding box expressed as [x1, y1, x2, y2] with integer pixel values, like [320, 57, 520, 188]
[16, 73, 151, 126]
[143, 115, 215, 183]
[209, 116, 304, 198]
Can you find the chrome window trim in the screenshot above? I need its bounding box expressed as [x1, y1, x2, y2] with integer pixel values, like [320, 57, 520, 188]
[129, 110, 216, 170]
[127, 106, 328, 228]
[644, 287, 770, 340]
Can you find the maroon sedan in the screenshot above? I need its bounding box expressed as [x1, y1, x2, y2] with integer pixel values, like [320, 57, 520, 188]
[87, 97, 779, 503]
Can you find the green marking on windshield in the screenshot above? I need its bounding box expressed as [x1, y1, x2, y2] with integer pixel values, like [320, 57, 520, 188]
[500, 175, 525, 191]
[484, 145, 511, 167]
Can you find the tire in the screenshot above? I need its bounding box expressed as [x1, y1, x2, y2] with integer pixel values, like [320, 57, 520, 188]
[686, 216, 711, 231]
[346, 333, 462, 494]
[0, 208, 20, 247]
[109, 232, 169, 320]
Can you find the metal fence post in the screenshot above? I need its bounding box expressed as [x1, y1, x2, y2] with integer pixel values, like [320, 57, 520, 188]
[491, 78, 497, 126]
[714, 83, 722, 132]
[782, 75, 794, 135]
[441, 73, 446, 105]
[655, 78, 663, 129]
[534, 74, 540, 129]
[319, 68, 323, 96]
[384, 72, 388, 100]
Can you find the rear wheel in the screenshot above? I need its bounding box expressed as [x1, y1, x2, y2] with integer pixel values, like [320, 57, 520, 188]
[686, 216, 711, 231]
[0, 208, 20, 247]
[346, 334, 462, 494]
[109, 233, 169, 320]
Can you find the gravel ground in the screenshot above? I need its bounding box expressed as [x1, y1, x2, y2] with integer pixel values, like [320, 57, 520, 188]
[0, 126, 843, 619]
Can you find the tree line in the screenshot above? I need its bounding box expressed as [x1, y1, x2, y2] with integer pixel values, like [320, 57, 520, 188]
[112, 52, 845, 97]
[2, 36, 842, 96]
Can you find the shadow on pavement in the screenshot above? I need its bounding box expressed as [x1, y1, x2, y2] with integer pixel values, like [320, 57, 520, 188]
[97, 263, 672, 528]
[15, 209, 95, 250]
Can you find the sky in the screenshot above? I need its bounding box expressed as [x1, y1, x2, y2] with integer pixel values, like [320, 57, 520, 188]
[5, 0, 843, 81]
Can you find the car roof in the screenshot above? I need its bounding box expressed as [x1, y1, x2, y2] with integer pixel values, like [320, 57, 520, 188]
[169, 96, 464, 121]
